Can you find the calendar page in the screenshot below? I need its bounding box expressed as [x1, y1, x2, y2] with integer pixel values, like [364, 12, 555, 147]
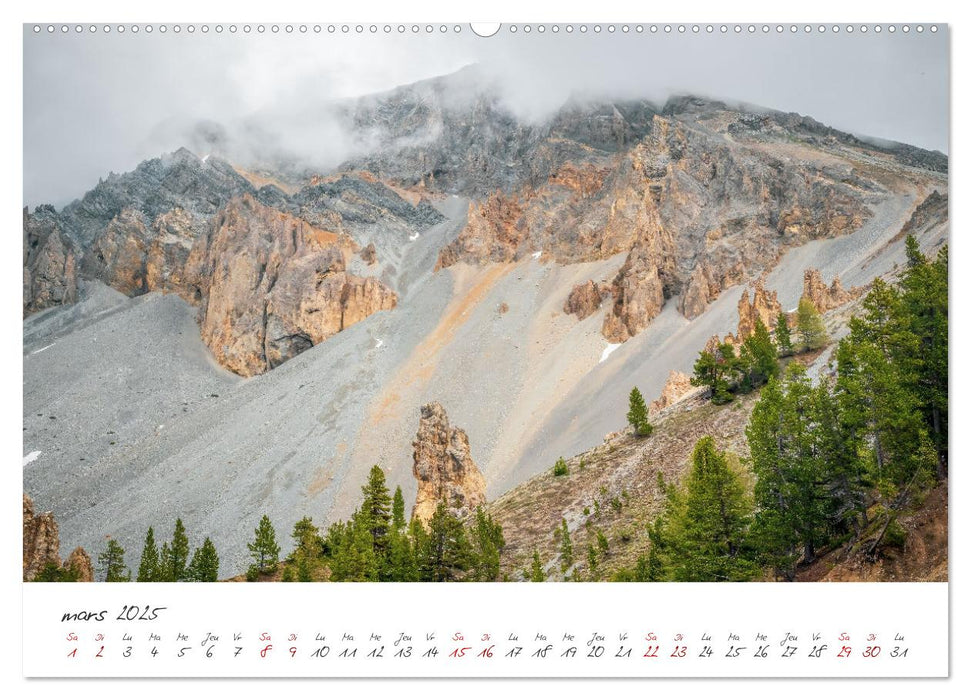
[19, 13, 950, 682]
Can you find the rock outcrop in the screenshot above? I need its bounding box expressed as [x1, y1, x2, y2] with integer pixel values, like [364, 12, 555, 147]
[650, 370, 694, 414]
[436, 102, 874, 343]
[563, 280, 609, 320]
[193, 195, 398, 376]
[23, 206, 78, 316]
[23, 149, 442, 376]
[736, 279, 782, 339]
[23, 494, 60, 581]
[411, 402, 487, 524]
[65, 547, 95, 582]
[24, 494, 94, 582]
[359, 242, 377, 265]
[801, 268, 858, 314]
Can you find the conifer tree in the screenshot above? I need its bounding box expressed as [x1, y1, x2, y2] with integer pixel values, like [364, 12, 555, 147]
[587, 543, 598, 578]
[835, 282, 936, 499]
[330, 513, 379, 582]
[469, 507, 505, 581]
[386, 526, 419, 582]
[392, 487, 407, 532]
[796, 298, 828, 351]
[691, 344, 736, 404]
[655, 437, 757, 581]
[741, 318, 779, 389]
[187, 537, 220, 582]
[136, 526, 160, 582]
[775, 311, 794, 357]
[899, 239, 948, 476]
[748, 365, 835, 577]
[527, 550, 545, 582]
[286, 517, 321, 582]
[158, 542, 172, 582]
[360, 464, 391, 562]
[98, 538, 129, 582]
[169, 518, 190, 582]
[422, 501, 472, 582]
[627, 387, 653, 437]
[248, 514, 280, 575]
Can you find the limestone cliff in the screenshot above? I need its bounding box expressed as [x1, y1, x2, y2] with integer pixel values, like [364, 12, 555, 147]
[436, 101, 876, 343]
[192, 195, 397, 376]
[23, 206, 78, 316]
[411, 403, 487, 524]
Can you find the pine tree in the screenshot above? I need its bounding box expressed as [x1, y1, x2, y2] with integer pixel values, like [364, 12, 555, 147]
[741, 319, 779, 389]
[627, 387, 653, 437]
[158, 542, 173, 582]
[558, 518, 573, 574]
[386, 527, 419, 582]
[775, 312, 794, 357]
[835, 281, 936, 499]
[286, 517, 321, 582]
[527, 550, 545, 582]
[691, 344, 736, 404]
[655, 437, 757, 581]
[392, 487, 407, 531]
[330, 513, 379, 582]
[748, 365, 837, 578]
[361, 466, 392, 556]
[187, 538, 220, 582]
[469, 507, 505, 581]
[552, 457, 569, 476]
[422, 501, 472, 582]
[169, 518, 190, 582]
[248, 514, 280, 575]
[899, 239, 948, 477]
[796, 298, 828, 352]
[587, 543, 598, 578]
[136, 526, 160, 582]
[98, 538, 129, 582]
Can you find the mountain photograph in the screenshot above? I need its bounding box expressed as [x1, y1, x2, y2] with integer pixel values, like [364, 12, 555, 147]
[22, 26, 948, 584]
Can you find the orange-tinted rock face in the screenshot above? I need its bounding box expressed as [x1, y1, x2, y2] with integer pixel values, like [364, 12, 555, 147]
[437, 192, 526, 270]
[23, 494, 94, 582]
[411, 402, 487, 524]
[650, 370, 694, 415]
[801, 268, 859, 314]
[23, 493, 61, 581]
[736, 278, 782, 340]
[564, 280, 609, 320]
[680, 263, 719, 319]
[194, 195, 397, 376]
[435, 110, 873, 342]
[65, 547, 95, 582]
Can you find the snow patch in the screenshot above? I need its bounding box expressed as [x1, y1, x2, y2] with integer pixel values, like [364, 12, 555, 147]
[375, 339, 384, 349]
[531, 250, 542, 260]
[409, 232, 420, 241]
[30, 344, 54, 355]
[600, 343, 622, 363]
[23, 451, 42, 467]
[201, 154, 210, 163]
